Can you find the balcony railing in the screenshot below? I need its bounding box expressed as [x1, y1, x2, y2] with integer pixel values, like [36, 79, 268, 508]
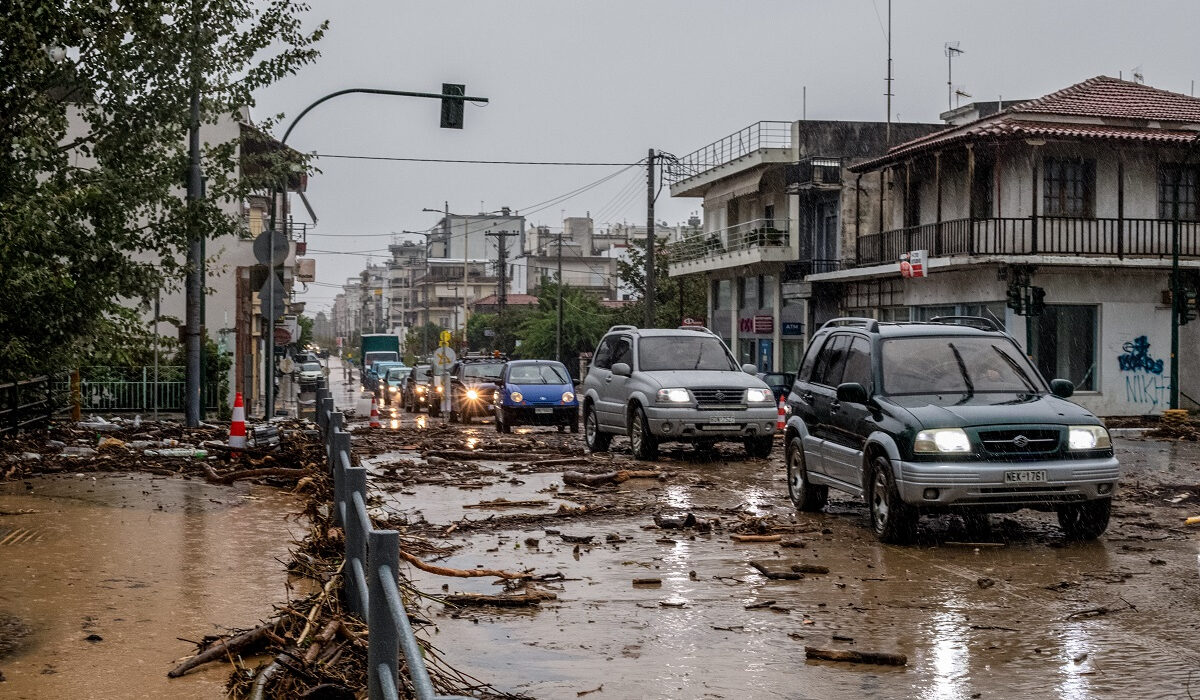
[665, 121, 792, 186]
[670, 218, 791, 265]
[855, 217, 1200, 266]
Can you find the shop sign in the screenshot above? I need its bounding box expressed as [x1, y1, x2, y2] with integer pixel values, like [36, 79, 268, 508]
[782, 322, 804, 336]
[900, 249, 928, 278]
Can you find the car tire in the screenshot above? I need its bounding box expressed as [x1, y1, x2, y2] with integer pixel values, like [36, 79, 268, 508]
[629, 406, 659, 461]
[1057, 499, 1111, 540]
[744, 435, 774, 459]
[584, 404, 611, 453]
[785, 437, 828, 512]
[868, 456, 917, 544]
[429, 403, 441, 418]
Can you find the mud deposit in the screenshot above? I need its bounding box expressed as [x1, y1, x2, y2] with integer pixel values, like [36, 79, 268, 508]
[0, 473, 303, 699]
[346, 386, 1200, 700]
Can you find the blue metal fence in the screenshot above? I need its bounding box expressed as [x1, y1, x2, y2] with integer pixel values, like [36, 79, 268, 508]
[314, 380, 472, 700]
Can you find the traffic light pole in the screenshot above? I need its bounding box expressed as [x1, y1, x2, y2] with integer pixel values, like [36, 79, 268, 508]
[1170, 172, 1181, 410]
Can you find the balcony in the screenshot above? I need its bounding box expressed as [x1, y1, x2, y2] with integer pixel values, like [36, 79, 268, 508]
[668, 218, 793, 276]
[667, 121, 792, 195]
[786, 157, 844, 191]
[854, 217, 1200, 267]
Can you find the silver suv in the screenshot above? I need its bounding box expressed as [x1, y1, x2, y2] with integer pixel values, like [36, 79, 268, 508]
[581, 325, 778, 460]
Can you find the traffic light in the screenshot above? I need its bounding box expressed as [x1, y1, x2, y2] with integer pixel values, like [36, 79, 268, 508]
[440, 83, 465, 129]
[1029, 286, 1046, 316]
[1006, 285, 1024, 313]
[1179, 288, 1199, 325]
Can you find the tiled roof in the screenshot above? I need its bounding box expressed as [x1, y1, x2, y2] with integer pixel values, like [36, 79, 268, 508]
[850, 76, 1200, 172]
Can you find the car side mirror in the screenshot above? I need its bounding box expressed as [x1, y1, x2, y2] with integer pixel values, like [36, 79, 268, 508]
[1049, 378, 1074, 398]
[741, 363, 758, 375]
[836, 382, 870, 404]
[612, 362, 632, 377]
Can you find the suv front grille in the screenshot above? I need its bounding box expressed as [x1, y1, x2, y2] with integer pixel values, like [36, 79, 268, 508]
[978, 428, 1060, 455]
[692, 388, 745, 406]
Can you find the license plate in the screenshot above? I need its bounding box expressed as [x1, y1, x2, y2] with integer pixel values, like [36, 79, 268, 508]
[709, 416, 735, 424]
[535, 408, 553, 415]
[1004, 470, 1048, 484]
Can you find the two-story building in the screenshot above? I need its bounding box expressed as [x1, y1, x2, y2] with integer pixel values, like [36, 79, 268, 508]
[808, 76, 1200, 415]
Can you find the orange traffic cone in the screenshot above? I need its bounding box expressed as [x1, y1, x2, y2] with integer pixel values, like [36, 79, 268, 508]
[229, 392, 247, 458]
[370, 397, 381, 428]
[776, 397, 786, 432]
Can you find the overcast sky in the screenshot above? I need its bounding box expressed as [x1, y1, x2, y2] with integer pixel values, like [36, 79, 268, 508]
[252, 1, 1200, 315]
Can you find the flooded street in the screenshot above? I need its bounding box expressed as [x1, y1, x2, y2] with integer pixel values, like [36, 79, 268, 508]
[336, 356, 1200, 700]
[0, 473, 304, 699]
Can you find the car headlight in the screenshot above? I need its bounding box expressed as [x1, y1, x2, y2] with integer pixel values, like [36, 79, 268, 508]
[914, 428, 972, 453]
[466, 389, 479, 400]
[389, 386, 398, 392]
[562, 391, 574, 403]
[510, 391, 523, 403]
[1068, 425, 1111, 450]
[745, 388, 773, 403]
[416, 386, 426, 393]
[436, 385, 443, 393]
[656, 388, 690, 403]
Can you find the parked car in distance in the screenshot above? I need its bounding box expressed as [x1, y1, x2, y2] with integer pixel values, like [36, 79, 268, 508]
[757, 371, 795, 403]
[784, 316, 1119, 544]
[493, 360, 579, 433]
[366, 360, 405, 398]
[402, 364, 442, 416]
[382, 366, 411, 406]
[580, 325, 777, 460]
[297, 361, 323, 389]
[448, 354, 507, 424]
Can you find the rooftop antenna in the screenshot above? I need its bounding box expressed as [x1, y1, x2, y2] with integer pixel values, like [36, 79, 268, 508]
[1132, 66, 1144, 84]
[885, 0, 893, 146]
[945, 42, 964, 111]
[954, 87, 972, 108]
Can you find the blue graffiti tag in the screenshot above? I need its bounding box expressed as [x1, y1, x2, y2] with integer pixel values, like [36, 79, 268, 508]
[1117, 336, 1164, 375]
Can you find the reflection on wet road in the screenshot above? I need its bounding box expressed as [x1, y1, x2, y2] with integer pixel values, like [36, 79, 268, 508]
[0, 474, 303, 699]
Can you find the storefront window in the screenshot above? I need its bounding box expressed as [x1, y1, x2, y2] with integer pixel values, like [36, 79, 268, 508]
[782, 340, 804, 375]
[713, 280, 732, 310]
[738, 338, 755, 366]
[1030, 305, 1097, 391]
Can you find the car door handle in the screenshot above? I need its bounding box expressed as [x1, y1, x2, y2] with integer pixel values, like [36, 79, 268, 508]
[800, 391, 814, 403]
[829, 400, 841, 412]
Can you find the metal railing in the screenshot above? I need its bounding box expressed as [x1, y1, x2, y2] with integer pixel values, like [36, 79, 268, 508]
[53, 367, 221, 413]
[313, 380, 472, 700]
[665, 121, 792, 186]
[670, 217, 792, 265]
[0, 375, 60, 436]
[855, 216, 1200, 266]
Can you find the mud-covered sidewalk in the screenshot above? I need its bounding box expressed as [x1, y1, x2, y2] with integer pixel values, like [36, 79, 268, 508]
[348, 396, 1200, 699]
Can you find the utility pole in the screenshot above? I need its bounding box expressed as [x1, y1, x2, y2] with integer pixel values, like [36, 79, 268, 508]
[885, 0, 893, 147]
[645, 148, 656, 328]
[184, 1, 204, 427]
[1171, 168, 1181, 409]
[486, 230, 518, 314]
[556, 233, 564, 363]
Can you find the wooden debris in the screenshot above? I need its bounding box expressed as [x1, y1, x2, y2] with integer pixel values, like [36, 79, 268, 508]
[563, 469, 663, 487]
[442, 591, 555, 608]
[168, 621, 276, 677]
[1065, 598, 1136, 621]
[744, 600, 776, 610]
[804, 646, 907, 666]
[790, 564, 830, 575]
[560, 533, 594, 544]
[462, 498, 550, 509]
[203, 465, 306, 485]
[750, 561, 802, 580]
[632, 578, 662, 587]
[731, 534, 782, 543]
[396, 548, 526, 580]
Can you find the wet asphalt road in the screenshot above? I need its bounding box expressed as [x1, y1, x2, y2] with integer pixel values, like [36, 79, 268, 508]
[327, 360, 1200, 700]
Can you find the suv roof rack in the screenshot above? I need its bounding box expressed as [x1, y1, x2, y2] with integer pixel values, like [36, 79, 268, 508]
[607, 324, 637, 333]
[927, 315, 1003, 332]
[819, 317, 880, 332]
[677, 325, 715, 334]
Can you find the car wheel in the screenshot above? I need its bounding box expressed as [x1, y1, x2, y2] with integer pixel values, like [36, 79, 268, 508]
[1057, 499, 1111, 540]
[868, 456, 917, 544]
[744, 435, 774, 459]
[429, 403, 441, 417]
[629, 406, 659, 461]
[785, 437, 828, 512]
[584, 404, 611, 453]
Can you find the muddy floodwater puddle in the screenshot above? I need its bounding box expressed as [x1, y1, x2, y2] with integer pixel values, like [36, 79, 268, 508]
[0, 473, 304, 699]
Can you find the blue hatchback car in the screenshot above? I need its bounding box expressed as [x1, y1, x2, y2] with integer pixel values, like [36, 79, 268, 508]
[493, 360, 579, 433]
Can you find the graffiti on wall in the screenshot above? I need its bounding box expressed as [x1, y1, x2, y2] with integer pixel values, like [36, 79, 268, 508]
[1117, 336, 1163, 375]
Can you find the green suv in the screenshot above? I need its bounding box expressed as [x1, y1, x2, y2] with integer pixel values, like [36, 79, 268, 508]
[783, 317, 1118, 543]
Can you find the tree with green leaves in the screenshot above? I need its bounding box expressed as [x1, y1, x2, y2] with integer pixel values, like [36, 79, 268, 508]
[615, 234, 707, 329]
[517, 282, 612, 376]
[404, 322, 443, 362]
[0, 1, 325, 381]
[467, 309, 531, 356]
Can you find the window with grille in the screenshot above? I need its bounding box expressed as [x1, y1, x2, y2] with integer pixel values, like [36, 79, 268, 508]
[1043, 158, 1095, 217]
[1158, 164, 1200, 220]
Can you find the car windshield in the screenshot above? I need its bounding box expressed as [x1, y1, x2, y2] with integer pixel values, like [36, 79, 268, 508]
[301, 362, 321, 371]
[638, 336, 738, 371]
[881, 336, 1045, 396]
[386, 368, 410, 380]
[463, 363, 504, 379]
[412, 366, 430, 380]
[508, 364, 570, 384]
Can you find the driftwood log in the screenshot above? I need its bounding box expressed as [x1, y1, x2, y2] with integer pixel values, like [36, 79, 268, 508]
[203, 465, 307, 484]
[750, 561, 802, 580]
[731, 534, 782, 543]
[791, 564, 830, 575]
[167, 621, 276, 677]
[442, 592, 556, 607]
[562, 470, 662, 487]
[804, 647, 907, 666]
[397, 548, 525, 579]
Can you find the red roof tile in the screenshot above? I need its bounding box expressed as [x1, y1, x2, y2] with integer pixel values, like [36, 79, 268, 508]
[850, 76, 1200, 172]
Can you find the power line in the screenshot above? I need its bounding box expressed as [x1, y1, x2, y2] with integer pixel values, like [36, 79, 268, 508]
[314, 153, 644, 166]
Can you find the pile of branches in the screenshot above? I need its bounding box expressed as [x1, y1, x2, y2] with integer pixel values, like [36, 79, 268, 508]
[1146, 409, 1200, 441]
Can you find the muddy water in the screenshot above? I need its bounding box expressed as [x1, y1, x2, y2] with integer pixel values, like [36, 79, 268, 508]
[381, 438, 1200, 700]
[0, 473, 304, 699]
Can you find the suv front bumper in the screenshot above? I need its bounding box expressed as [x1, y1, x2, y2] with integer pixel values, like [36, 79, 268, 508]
[644, 406, 778, 440]
[895, 456, 1120, 507]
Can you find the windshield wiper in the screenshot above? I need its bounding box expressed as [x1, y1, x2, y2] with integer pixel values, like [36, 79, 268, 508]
[990, 345, 1038, 392]
[947, 343, 974, 398]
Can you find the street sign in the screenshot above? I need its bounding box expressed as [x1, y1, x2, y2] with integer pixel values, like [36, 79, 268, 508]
[439, 330, 453, 346]
[432, 346, 456, 369]
[274, 327, 292, 345]
[253, 230, 290, 266]
[259, 274, 286, 320]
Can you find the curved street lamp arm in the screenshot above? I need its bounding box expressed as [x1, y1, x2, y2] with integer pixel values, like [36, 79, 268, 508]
[280, 87, 489, 145]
